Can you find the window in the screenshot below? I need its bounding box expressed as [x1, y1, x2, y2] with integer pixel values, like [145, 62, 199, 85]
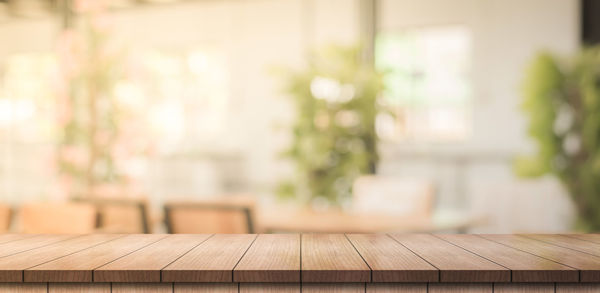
[375, 25, 471, 142]
[0, 53, 59, 201]
[0, 46, 230, 199]
[117, 46, 230, 154]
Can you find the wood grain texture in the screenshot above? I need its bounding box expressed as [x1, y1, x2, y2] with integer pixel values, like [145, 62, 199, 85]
[2, 233, 600, 286]
[162, 234, 257, 282]
[94, 234, 212, 282]
[428, 283, 492, 293]
[0, 234, 76, 258]
[111, 283, 172, 293]
[25, 234, 166, 282]
[0, 283, 47, 293]
[302, 283, 365, 293]
[523, 234, 600, 256]
[438, 234, 577, 282]
[234, 234, 300, 282]
[565, 234, 600, 244]
[301, 234, 370, 283]
[0, 234, 122, 282]
[366, 283, 427, 293]
[174, 283, 237, 293]
[0, 234, 36, 245]
[493, 283, 554, 293]
[389, 234, 509, 282]
[240, 283, 300, 292]
[347, 234, 438, 282]
[48, 283, 110, 293]
[482, 234, 600, 282]
[556, 283, 600, 292]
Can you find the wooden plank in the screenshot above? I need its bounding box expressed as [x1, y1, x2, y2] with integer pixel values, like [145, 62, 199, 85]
[0, 283, 47, 293]
[482, 234, 600, 282]
[438, 234, 577, 282]
[162, 234, 257, 282]
[302, 283, 365, 293]
[523, 234, 600, 256]
[234, 234, 300, 282]
[301, 234, 370, 283]
[48, 283, 110, 293]
[111, 283, 172, 293]
[25, 234, 166, 282]
[174, 283, 237, 293]
[428, 283, 492, 293]
[0, 234, 36, 245]
[0, 234, 76, 258]
[556, 283, 600, 292]
[347, 234, 438, 282]
[240, 283, 300, 293]
[566, 234, 600, 244]
[493, 283, 554, 293]
[389, 234, 509, 282]
[366, 283, 427, 293]
[0, 234, 122, 282]
[94, 234, 212, 282]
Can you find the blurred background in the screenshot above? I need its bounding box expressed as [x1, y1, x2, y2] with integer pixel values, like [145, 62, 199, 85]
[0, 0, 595, 234]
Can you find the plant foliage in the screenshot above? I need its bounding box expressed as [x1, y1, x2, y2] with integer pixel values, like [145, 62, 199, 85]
[277, 45, 385, 207]
[56, 15, 124, 197]
[516, 48, 600, 231]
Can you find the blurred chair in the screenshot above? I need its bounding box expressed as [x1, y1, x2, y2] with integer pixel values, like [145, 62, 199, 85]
[164, 196, 255, 234]
[74, 197, 150, 233]
[0, 204, 12, 233]
[352, 175, 435, 218]
[19, 202, 97, 234]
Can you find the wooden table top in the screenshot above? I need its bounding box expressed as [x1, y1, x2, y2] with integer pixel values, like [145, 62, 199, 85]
[0, 233, 598, 284]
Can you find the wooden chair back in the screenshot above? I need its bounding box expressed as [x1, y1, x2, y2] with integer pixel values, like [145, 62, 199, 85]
[74, 197, 150, 233]
[164, 196, 255, 234]
[352, 175, 435, 218]
[19, 202, 97, 234]
[0, 204, 11, 233]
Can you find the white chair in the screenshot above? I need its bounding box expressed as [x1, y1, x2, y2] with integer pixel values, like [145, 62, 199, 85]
[352, 175, 435, 218]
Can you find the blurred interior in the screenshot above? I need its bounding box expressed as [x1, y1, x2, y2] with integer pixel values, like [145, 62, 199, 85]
[0, 0, 591, 234]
